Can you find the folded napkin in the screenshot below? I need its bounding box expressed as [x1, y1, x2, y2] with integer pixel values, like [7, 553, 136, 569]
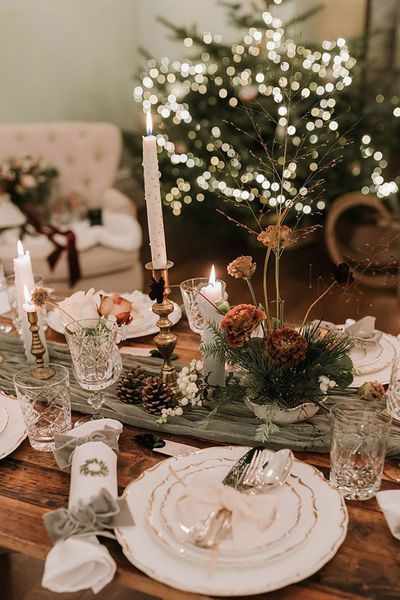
[177, 472, 275, 551]
[42, 418, 133, 594]
[344, 316, 383, 345]
[376, 490, 400, 540]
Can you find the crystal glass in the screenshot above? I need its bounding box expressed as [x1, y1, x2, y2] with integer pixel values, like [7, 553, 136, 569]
[65, 317, 122, 425]
[330, 400, 391, 500]
[6, 274, 46, 334]
[13, 364, 71, 451]
[180, 277, 226, 335]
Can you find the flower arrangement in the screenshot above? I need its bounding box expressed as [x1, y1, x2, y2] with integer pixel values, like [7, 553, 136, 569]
[0, 156, 58, 221]
[203, 252, 355, 439]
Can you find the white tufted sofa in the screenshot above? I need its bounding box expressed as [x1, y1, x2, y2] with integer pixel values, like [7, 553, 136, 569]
[0, 122, 143, 293]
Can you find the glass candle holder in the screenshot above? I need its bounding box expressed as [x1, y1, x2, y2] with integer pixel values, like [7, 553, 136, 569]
[330, 400, 391, 500]
[14, 363, 71, 452]
[180, 277, 226, 335]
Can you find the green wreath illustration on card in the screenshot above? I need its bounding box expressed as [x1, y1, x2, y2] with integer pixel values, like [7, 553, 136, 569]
[79, 458, 109, 477]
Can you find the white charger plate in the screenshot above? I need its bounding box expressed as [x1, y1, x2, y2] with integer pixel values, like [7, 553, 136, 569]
[47, 290, 182, 339]
[0, 393, 27, 459]
[147, 455, 317, 567]
[350, 334, 400, 387]
[116, 446, 348, 596]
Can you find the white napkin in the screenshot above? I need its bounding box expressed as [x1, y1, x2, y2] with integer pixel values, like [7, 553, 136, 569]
[177, 472, 275, 550]
[376, 490, 400, 540]
[42, 418, 123, 594]
[344, 316, 383, 345]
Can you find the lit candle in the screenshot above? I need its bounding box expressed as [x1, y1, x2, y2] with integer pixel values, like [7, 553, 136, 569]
[201, 265, 226, 387]
[142, 110, 168, 269]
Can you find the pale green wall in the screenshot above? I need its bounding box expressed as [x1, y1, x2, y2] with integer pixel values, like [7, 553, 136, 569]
[0, 0, 365, 129]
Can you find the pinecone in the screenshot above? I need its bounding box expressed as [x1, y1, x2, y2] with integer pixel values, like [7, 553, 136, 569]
[264, 327, 308, 368]
[117, 366, 147, 405]
[142, 376, 174, 415]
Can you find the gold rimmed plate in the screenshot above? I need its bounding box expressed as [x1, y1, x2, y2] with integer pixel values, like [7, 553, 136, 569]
[146, 455, 318, 567]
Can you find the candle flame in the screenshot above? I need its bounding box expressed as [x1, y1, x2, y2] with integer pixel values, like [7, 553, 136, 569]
[17, 240, 24, 257]
[146, 110, 153, 136]
[23, 284, 31, 304]
[209, 265, 216, 286]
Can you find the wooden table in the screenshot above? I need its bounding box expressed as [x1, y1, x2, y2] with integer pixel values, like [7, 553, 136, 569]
[0, 319, 399, 600]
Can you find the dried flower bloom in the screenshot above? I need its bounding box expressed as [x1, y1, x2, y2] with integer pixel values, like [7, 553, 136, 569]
[98, 293, 133, 325]
[257, 225, 292, 250]
[358, 380, 386, 402]
[227, 256, 256, 279]
[30, 287, 51, 307]
[221, 303, 265, 348]
[264, 327, 308, 367]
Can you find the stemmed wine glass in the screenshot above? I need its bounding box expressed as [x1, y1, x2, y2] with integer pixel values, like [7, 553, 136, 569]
[65, 317, 122, 426]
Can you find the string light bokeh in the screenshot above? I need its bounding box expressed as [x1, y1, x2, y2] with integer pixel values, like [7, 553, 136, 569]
[133, 0, 398, 219]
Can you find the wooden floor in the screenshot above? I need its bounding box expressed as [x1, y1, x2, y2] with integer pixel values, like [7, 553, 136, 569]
[1, 554, 154, 600]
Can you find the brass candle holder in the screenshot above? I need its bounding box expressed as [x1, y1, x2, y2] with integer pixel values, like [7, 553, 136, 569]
[27, 310, 55, 380]
[145, 260, 182, 399]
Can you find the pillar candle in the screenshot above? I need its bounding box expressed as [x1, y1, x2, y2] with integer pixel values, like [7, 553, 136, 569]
[201, 266, 226, 387]
[142, 111, 167, 269]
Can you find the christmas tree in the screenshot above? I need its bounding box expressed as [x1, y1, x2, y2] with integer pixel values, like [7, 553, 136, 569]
[130, 0, 399, 229]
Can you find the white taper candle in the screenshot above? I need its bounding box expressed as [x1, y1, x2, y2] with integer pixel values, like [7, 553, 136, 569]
[142, 111, 168, 269]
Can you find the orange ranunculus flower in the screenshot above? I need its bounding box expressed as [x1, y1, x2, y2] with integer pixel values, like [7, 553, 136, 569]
[221, 303, 265, 348]
[98, 293, 133, 325]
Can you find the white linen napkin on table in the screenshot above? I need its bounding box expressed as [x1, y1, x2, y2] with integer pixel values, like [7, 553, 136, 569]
[376, 490, 400, 540]
[42, 418, 124, 594]
[177, 472, 276, 551]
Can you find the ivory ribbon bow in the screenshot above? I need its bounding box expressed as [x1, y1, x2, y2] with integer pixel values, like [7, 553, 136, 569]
[54, 426, 120, 469]
[43, 488, 134, 543]
[178, 472, 276, 550]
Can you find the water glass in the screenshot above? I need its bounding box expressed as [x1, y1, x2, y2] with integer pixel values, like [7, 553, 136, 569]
[330, 400, 391, 500]
[180, 277, 226, 335]
[65, 317, 122, 424]
[14, 364, 71, 452]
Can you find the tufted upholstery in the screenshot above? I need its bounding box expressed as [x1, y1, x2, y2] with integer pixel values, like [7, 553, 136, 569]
[0, 122, 123, 209]
[0, 122, 143, 292]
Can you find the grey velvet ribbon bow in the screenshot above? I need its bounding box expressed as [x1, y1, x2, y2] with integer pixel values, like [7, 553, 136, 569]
[54, 427, 120, 469]
[43, 488, 134, 544]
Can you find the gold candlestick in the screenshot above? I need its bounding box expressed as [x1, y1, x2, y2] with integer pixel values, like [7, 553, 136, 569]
[145, 260, 182, 398]
[27, 311, 55, 380]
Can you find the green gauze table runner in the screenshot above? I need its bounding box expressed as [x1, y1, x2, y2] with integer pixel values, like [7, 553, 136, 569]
[1, 333, 400, 457]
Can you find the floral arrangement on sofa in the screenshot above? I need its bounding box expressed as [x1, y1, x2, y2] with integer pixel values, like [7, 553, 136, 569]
[0, 155, 58, 221]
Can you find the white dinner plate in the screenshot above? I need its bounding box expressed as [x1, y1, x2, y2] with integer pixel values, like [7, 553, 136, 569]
[350, 333, 400, 387]
[116, 446, 348, 596]
[0, 393, 27, 459]
[147, 455, 317, 567]
[47, 290, 182, 339]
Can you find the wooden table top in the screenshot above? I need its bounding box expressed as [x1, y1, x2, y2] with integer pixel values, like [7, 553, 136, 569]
[0, 318, 399, 600]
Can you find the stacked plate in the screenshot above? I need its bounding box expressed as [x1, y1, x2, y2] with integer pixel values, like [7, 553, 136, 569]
[116, 446, 348, 596]
[0, 392, 27, 459]
[349, 332, 400, 388]
[48, 291, 182, 339]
